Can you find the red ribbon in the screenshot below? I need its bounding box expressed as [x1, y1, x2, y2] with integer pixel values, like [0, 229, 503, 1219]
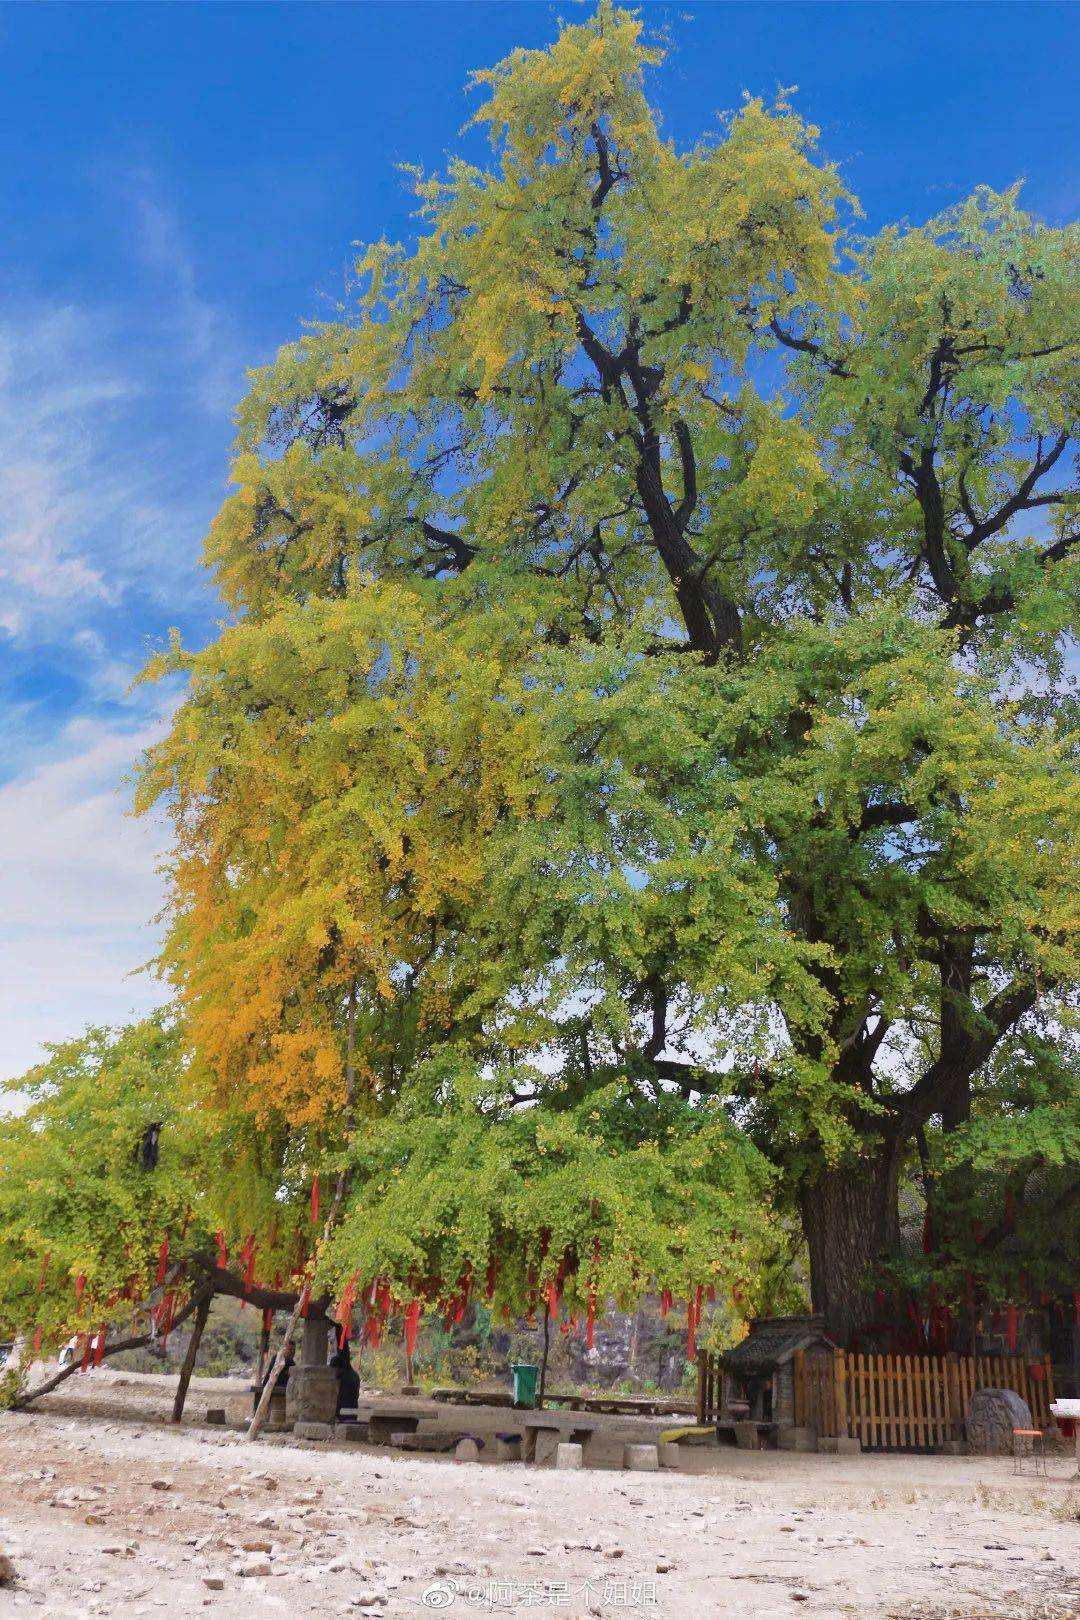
[75, 1272, 86, 1305]
[546, 1281, 559, 1321]
[80, 1334, 92, 1372]
[337, 1280, 357, 1349]
[659, 1289, 672, 1319]
[404, 1300, 420, 1359]
[93, 1326, 106, 1367]
[37, 1252, 51, 1293]
[310, 1176, 320, 1226]
[215, 1231, 228, 1270]
[586, 1293, 596, 1349]
[298, 1283, 311, 1320]
[241, 1235, 256, 1297]
[157, 1238, 170, 1287]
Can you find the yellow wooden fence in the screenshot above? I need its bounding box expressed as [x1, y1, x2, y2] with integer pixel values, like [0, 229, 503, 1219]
[793, 1347, 1056, 1449]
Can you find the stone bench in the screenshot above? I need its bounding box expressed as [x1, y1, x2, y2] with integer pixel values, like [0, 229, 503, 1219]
[520, 1412, 601, 1465]
[359, 1404, 441, 1446]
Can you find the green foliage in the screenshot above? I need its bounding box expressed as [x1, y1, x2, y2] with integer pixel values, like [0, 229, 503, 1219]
[0, 1018, 313, 1352]
[320, 1070, 775, 1316]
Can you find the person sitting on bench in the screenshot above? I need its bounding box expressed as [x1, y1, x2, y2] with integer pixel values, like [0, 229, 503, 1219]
[330, 1344, 360, 1416]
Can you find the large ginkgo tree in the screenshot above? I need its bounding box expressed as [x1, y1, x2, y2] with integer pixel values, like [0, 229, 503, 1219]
[138, 3, 1079, 1341]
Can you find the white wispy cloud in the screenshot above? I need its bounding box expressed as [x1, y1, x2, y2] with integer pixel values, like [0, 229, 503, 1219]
[0, 307, 127, 632]
[0, 703, 176, 1081]
[127, 169, 249, 417]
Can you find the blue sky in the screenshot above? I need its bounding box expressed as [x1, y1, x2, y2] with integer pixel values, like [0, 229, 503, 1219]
[0, 0, 1076, 1078]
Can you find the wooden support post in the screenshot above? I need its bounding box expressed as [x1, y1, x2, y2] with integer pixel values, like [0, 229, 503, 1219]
[171, 1290, 211, 1425]
[538, 1308, 551, 1411]
[256, 1319, 271, 1389]
[833, 1348, 847, 1440]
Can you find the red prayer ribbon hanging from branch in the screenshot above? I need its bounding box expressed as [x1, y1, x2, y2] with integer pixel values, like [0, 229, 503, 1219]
[686, 1297, 697, 1361]
[75, 1272, 86, 1306]
[215, 1231, 228, 1270]
[404, 1300, 420, 1359]
[310, 1176, 320, 1226]
[240, 1235, 256, 1300]
[546, 1281, 559, 1321]
[93, 1326, 106, 1367]
[37, 1252, 51, 1293]
[156, 1237, 170, 1287]
[659, 1289, 672, 1319]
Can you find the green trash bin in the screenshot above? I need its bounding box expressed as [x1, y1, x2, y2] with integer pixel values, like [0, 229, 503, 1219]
[510, 1362, 539, 1409]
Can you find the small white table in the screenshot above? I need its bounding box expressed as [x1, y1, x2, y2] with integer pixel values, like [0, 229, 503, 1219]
[1050, 1399, 1080, 1475]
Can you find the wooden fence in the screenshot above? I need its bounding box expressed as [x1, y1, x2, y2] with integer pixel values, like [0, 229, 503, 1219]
[698, 1347, 1056, 1448]
[794, 1348, 1056, 1450]
[697, 1349, 721, 1425]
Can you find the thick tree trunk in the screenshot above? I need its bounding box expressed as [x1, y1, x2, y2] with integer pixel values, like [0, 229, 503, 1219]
[799, 1143, 902, 1344]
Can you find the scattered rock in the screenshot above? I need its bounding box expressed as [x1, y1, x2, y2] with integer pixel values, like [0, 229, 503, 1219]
[240, 1538, 272, 1554]
[240, 1558, 273, 1578]
[0, 1553, 15, 1586]
[150, 1478, 173, 1492]
[454, 1437, 480, 1462]
[966, 1389, 1032, 1456]
[203, 1576, 225, 1591]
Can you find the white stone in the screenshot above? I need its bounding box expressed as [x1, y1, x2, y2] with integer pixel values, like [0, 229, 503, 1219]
[622, 1443, 660, 1472]
[555, 1443, 583, 1470]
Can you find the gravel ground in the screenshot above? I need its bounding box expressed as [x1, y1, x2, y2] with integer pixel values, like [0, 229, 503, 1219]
[1, 1371, 1078, 1619]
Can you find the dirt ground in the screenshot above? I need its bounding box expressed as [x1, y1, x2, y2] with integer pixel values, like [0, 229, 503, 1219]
[1, 1371, 1078, 1620]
